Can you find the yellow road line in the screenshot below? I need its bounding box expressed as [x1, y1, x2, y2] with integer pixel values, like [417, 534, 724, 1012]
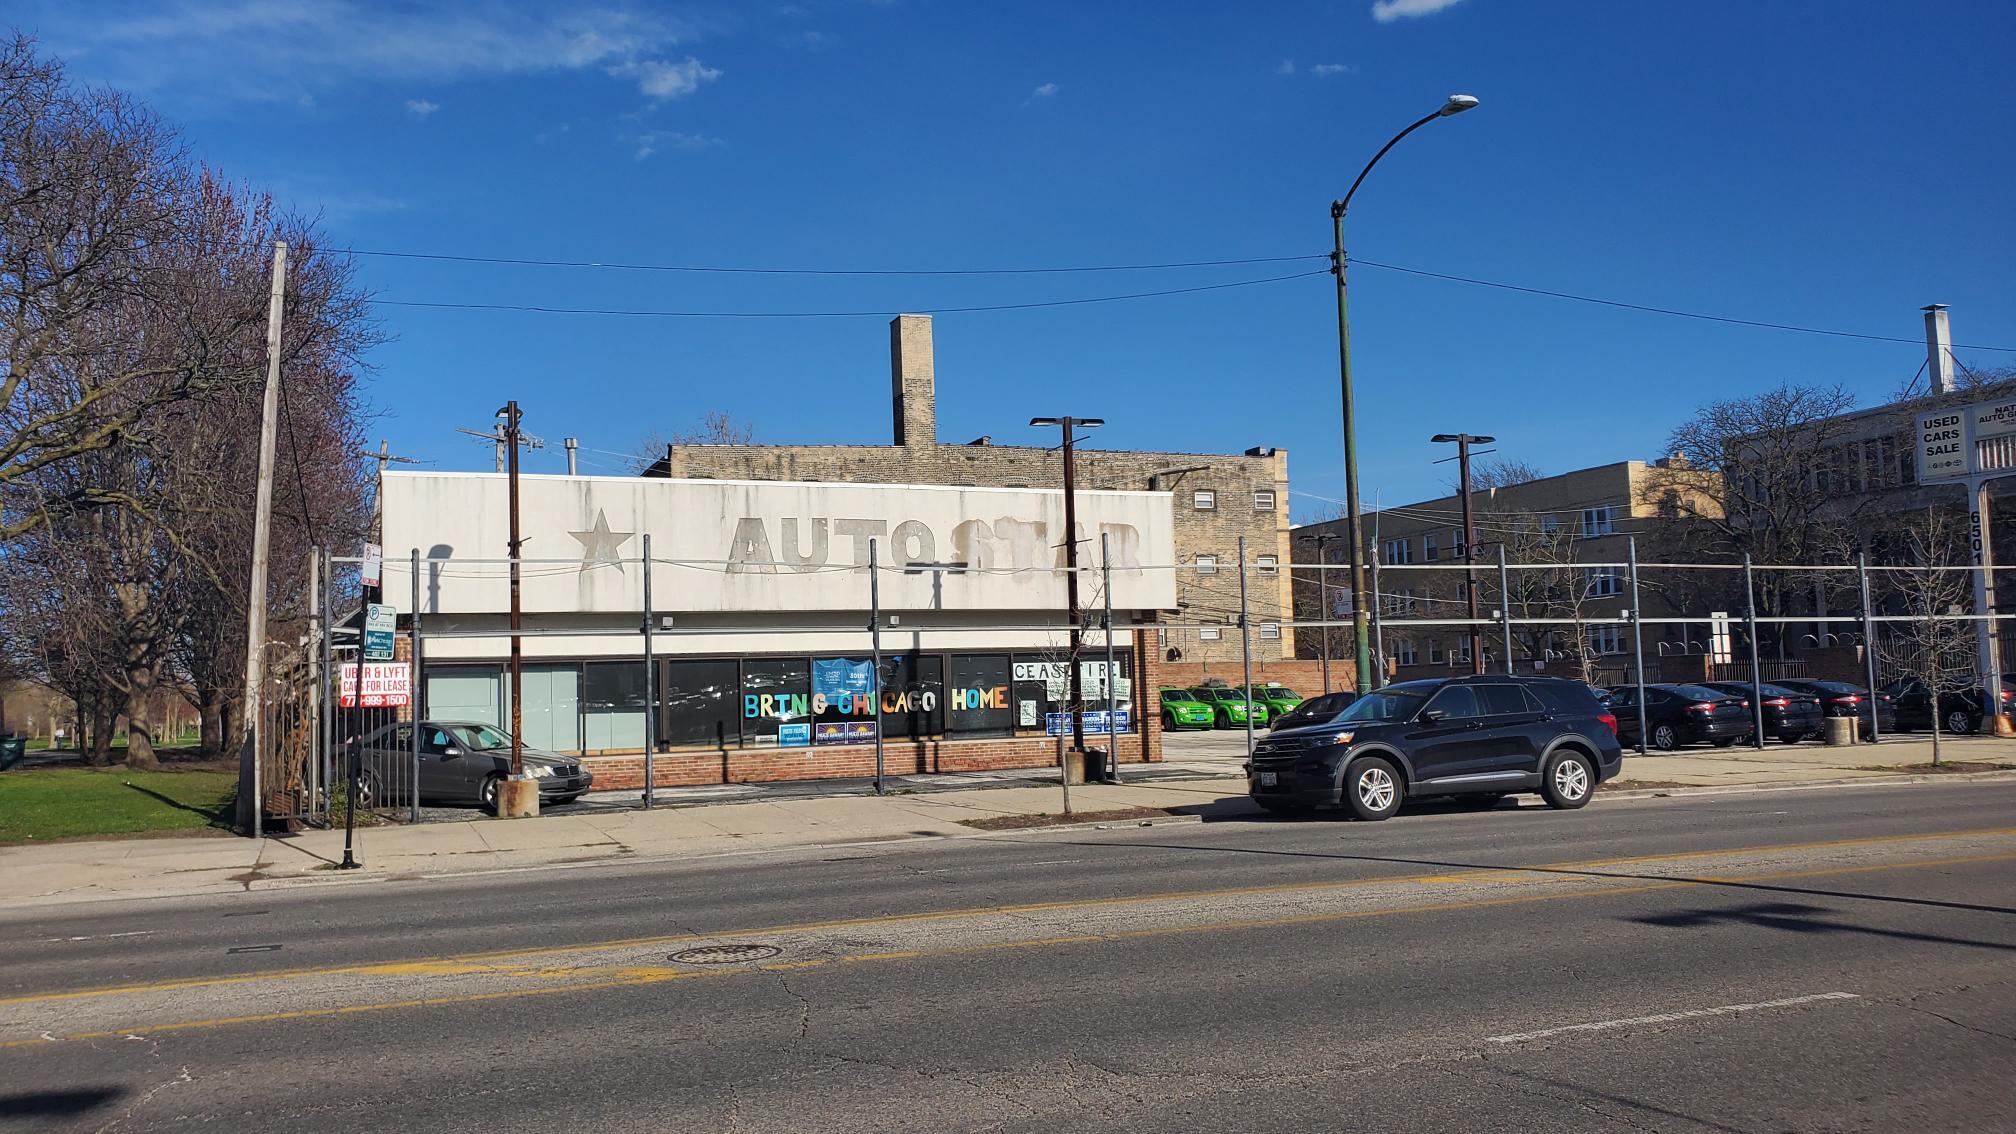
[3, 849, 2011, 1049]
[6, 825, 2012, 1009]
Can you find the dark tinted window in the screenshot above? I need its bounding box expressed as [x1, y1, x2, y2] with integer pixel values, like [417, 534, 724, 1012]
[1530, 681, 1603, 715]
[949, 655, 1013, 737]
[662, 658, 739, 748]
[1476, 684, 1537, 715]
[743, 658, 812, 746]
[1425, 685, 1482, 719]
[1667, 684, 1732, 701]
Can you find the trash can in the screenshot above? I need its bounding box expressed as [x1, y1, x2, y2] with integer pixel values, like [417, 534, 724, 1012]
[1084, 746, 1112, 784]
[1823, 717, 1856, 747]
[0, 736, 25, 772]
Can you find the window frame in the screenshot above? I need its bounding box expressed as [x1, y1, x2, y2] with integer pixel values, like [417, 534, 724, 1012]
[1195, 554, 1218, 576]
[1252, 488, 1277, 511]
[1193, 489, 1217, 511]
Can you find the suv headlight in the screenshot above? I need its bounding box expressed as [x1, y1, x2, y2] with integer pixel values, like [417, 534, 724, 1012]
[1329, 731, 1356, 745]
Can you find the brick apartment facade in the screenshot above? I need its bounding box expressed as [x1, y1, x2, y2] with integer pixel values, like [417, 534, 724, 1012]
[647, 314, 1299, 669]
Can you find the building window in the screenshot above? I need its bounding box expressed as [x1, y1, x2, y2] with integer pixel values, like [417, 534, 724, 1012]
[1259, 623, 1280, 639]
[741, 657, 811, 747]
[1382, 538, 1413, 565]
[1193, 489, 1216, 511]
[1392, 640, 1418, 666]
[1589, 626, 1626, 655]
[582, 662, 649, 752]
[1255, 554, 1278, 576]
[1541, 514, 1561, 534]
[1583, 568, 1623, 598]
[1383, 588, 1417, 616]
[1195, 554, 1218, 576]
[1199, 624, 1222, 641]
[661, 658, 739, 748]
[1428, 639, 1446, 664]
[1656, 490, 1681, 519]
[1253, 489, 1276, 511]
[1451, 529, 1467, 561]
[1579, 505, 1616, 537]
[948, 654, 1014, 738]
[1423, 532, 1438, 562]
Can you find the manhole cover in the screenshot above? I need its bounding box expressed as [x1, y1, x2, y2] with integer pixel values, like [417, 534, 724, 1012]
[669, 943, 783, 965]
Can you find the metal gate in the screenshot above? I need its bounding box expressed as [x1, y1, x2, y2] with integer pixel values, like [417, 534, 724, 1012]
[320, 549, 423, 824]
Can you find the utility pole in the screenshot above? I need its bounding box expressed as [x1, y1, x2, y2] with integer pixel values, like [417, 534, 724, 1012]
[457, 424, 544, 472]
[1032, 416, 1106, 780]
[238, 241, 286, 840]
[496, 401, 537, 817]
[1433, 433, 1495, 674]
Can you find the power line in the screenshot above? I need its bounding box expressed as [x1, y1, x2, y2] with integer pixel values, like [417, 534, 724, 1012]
[368, 269, 1330, 319]
[1348, 257, 2016, 353]
[342, 247, 1327, 277]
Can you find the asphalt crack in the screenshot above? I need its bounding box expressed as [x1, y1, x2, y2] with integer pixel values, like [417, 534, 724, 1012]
[91, 1065, 191, 1134]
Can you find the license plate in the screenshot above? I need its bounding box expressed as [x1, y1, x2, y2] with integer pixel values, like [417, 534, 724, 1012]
[1259, 771, 1278, 787]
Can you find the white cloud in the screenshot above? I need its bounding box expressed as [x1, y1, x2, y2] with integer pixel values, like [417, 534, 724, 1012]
[1032, 82, 1058, 97]
[1310, 63, 1355, 76]
[24, 1, 711, 103]
[1275, 60, 1296, 75]
[405, 98, 440, 116]
[612, 56, 722, 99]
[632, 130, 724, 160]
[1370, 0, 1467, 23]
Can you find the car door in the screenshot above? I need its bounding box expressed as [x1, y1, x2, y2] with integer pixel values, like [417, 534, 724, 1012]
[1474, 683, 1548, 774]
[1608, 686, 1642, 743]
[417, 725, 466, 801]
[1402, 684, 1494, 783]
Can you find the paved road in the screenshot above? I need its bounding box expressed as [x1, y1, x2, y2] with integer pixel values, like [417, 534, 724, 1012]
[4, 781, 2013, 1132]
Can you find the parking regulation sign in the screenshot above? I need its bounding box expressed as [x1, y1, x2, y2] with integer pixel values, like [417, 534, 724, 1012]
[363, 603, 396, 661]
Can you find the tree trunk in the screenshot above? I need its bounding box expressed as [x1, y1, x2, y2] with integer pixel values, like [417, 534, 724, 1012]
[199, 692, 224, 755]
[89, 712, 115, 766]
[123, 664, 160, 770]
[1929, 689, 1942, 767]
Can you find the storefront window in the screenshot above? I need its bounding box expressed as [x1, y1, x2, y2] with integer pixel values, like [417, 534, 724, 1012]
[878, 654, 943, 739]
[741, 658, 812, 747]
[661, 658, 739, 748]
[947, 654, 1013, 738]
[1010, 652, 1135, 734]
[809, 654, 944, 743]
[583, 662, 649, 752]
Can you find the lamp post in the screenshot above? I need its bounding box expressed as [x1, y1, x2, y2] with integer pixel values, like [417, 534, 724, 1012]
[1432, 432, 1495, 674]
[1332, 93, 1480, 693]
[1032, 416, 1104, 779]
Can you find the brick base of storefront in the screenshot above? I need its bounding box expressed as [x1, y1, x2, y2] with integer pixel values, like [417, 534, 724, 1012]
[578, 730, 1157, 791]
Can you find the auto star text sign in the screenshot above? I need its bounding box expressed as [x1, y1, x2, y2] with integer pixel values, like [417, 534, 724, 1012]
[1918, 397, 2016, 483]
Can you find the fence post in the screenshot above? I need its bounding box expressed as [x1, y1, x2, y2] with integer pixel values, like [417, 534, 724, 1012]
[306, 550, 322, 823]
[1859, 552, 1881, 744]
[319, 546, 334, 827]
[1369, 545, 1384, 687]
[409, 548, 421, 824]
[1629, 537, 1649, 755]
[869, 538, 885, 795]
[641, 533, 656, 809]
[1498, 543, 1514, 676]
[1744, 554, 1765, 750]
[1239, 536, 1255, 758]
[1101, 532, 1120, 783]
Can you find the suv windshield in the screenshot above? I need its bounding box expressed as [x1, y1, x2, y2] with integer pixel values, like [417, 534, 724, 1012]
[455, 724, 513, 751]
[1337, 688, 1428, 723]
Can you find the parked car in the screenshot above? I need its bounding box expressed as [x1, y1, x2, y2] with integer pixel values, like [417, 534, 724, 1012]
[1267, 690, 1359, 732]
[351, 720, 593, 812]
[1701, 681, 1826, 744]
[1606, 683, 1755, 750]
[1881, 675, 2016, 735]
[1159, 688, 1217, 731]
[1190, 686, 1269, 729]
[1242, 684, 1305, 721]
[1771, 679, 1897, 738]
[1246, 675, 1622, 819]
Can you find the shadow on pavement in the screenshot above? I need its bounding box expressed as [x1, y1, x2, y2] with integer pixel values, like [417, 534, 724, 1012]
[1629, 900, 2016, 953]
[0, 1087, 124, 1117]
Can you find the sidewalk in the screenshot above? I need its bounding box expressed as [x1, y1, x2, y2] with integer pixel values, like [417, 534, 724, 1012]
[3, 735, 2011, 909]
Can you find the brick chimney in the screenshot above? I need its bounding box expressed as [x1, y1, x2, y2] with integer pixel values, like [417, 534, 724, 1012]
[889, 313, 936, 447]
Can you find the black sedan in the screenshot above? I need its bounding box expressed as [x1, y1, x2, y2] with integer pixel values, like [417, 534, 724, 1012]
[1882, 675, 2016, 735]
[351, 720, 593, 812]
[1702, 681, 1825, 743]
[1772, 679, 1896, 739]
[1607, 683, 1755, 750]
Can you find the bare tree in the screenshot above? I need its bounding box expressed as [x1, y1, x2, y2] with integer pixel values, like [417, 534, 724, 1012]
[631, 411, 755, 472]
[1876, 508, 1975, 766]
[1460, 458, 1544, 493]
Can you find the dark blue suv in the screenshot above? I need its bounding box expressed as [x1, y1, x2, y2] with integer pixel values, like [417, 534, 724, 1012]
[1245, 675, 1624, 820]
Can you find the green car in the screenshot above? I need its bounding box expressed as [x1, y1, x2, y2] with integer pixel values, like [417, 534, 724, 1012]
[1191, 686, 1269, 729]
[1244, 684, 1304, 723]
[1160, 688, 1217, 731]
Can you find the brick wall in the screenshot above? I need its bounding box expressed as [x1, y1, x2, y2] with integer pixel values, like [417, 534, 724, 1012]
[1154, 658, 1353, 696]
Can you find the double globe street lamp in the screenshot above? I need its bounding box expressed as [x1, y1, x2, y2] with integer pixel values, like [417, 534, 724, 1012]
[1332, 94, 1480, 692]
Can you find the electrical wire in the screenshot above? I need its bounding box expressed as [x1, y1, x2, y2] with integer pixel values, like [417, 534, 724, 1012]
[367, 269, 1330, 319]
[342, 248, 1327, 277]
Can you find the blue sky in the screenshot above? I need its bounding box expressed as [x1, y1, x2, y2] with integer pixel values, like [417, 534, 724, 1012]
[17, 0, 2016, 517]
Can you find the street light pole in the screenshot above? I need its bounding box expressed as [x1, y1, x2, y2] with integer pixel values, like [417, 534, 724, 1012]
[1032, 416, 1105, 780]
[1331, 93, 1479, 694]
[1433, 432, 1496, 675]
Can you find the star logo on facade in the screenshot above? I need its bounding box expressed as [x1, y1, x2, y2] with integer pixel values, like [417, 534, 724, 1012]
[570, 509, 635, 572]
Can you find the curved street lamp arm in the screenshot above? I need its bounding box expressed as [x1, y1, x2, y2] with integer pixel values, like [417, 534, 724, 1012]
[1333, 110, 1443, 217]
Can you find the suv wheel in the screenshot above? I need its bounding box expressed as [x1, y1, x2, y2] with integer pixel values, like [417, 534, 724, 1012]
[1542, 751, 1595, 810]
[1650, 723, 1679, 751]
[1343, 757, 1402, 821]
[1944, 708, 1976, 735]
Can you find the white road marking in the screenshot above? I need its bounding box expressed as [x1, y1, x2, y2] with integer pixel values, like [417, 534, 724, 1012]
[1486, 992, 1860, 1044]
[46, 931, 155, 943]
